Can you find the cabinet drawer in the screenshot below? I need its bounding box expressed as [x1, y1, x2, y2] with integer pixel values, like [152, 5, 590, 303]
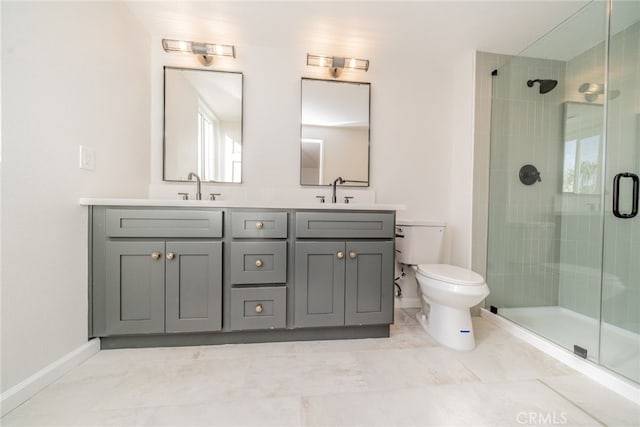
[295, 212, 394, 239]
[106, 209, 223, 238]
[230, 287, 286, 330]
[231, 211, 288, 238]
[230, 242, 287, 284]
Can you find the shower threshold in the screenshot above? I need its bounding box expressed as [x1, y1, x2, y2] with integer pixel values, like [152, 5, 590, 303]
[481, 306, 640, 404]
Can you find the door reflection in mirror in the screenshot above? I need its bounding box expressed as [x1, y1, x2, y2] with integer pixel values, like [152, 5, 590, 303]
[300, 78, 370, 186]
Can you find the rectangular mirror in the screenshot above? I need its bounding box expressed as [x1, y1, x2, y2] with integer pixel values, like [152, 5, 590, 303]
[562, 101, 604, 194]
[164, 66, 243, 183]
[300, 78, 370, 186]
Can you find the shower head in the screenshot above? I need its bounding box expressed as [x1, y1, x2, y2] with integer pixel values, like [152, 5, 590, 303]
[527, 79, 558, 94]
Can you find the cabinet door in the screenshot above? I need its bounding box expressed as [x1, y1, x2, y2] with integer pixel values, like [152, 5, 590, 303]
[345, 241, 394, 325]
[294, 241, 345, 327]
[106, 241, 165, 335]
[165, 241, 223, 333]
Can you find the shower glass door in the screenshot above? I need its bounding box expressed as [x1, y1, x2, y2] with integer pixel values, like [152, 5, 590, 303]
[600, 0, 640, 383]
[486, 0, 608, 364]
[487, 0, 640, 384]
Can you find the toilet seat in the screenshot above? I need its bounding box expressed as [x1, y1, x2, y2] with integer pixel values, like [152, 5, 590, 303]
[416, 264, 484, 286]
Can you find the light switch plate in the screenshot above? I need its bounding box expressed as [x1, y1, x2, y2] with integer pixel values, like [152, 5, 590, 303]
[79, 145, 95, 171]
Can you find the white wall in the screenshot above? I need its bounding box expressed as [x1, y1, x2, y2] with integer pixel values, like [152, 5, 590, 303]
[449, 50, 477, 268]
[149, 40, 458, 257]
[1, 2, 150, 392]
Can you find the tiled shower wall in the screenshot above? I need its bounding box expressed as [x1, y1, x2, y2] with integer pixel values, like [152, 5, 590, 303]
[556, 34, 607, 321]
[480, 20, 639, 334]
[472, 52, 509, 316]
[484, 54, 565, 309]
[557, 21, 640, 334]
[472, 52, 509, 280]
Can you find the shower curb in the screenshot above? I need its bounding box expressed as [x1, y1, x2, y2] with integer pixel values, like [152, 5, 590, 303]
[480, 308, 640, 405]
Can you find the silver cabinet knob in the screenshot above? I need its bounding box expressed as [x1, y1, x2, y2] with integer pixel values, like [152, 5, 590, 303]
[255, 259, 263, 268]
[255, 304, 263, 313]
[349, 251, 357, 259]
[166, 252, 176, 261]
[256, 221, 264, 230]
[151, 251, 161, 260]
[336, 251, 345, 259]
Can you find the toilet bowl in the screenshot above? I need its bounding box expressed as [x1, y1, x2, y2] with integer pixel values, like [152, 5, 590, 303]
[395, 221, 490, 351]
[415, 264, 489, 351]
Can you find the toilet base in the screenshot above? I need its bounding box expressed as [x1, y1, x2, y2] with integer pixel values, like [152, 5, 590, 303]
[416, 303, 477, 351]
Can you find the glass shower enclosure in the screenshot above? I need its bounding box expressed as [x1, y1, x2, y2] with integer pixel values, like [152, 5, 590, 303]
[486, 0, 639, 384]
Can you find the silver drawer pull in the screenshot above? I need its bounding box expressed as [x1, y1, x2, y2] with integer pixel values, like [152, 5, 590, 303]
[349, 251, 357, 259]
[166, 252, 176, 261]
[256, 221, 264, 230]
[151, 251, 161, 260]
[255, 259, 263, 268]
[255, 304, 263, 313]
[336, 251, 345, 260]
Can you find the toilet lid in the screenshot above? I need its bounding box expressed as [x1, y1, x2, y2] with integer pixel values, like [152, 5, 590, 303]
[416, 264, 485, 286]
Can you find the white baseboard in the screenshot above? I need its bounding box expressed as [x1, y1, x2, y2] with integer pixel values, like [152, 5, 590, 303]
[395, 296, 421, 309]
[480, 308, 639, 405]
[1, 338, 100, 417]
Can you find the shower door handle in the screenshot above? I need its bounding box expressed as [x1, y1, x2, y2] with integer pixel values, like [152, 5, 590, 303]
[612, 172, 639, 219]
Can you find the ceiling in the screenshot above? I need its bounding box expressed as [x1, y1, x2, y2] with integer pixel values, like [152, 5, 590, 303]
[180, 69, 242, 121]
[301, 79, 369, 127]
[522, 0, 640, 61]
[126, 1, 590, 63]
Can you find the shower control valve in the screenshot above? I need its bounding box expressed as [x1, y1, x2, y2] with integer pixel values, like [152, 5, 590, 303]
[519, 164, 542, 186]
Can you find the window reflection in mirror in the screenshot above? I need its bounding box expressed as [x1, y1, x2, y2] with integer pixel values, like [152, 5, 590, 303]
[164, 67, 243, 183]
[300, 78, 370, 186]
[562, 102, 604, 194]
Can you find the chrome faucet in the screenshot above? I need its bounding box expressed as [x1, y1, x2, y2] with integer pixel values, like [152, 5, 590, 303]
[331, 176, 345, 203]
[187, 172, 202, 200]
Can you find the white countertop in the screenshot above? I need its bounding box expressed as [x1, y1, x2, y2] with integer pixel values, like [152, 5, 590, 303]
[395, 219, 446, 227]
[79, 198, 405, 211]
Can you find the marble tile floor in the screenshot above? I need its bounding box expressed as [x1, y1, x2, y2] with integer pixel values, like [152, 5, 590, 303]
[2, 308, 639, 427]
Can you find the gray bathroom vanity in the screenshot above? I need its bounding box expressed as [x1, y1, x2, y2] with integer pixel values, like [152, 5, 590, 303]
[85, 200, 399, 349]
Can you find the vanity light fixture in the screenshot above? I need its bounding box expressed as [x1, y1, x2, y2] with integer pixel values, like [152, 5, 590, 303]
[579, 82, 604, 102]
[578, 82, 619, 102]
[162, 39, 235, 67]
[306, 53, 369, 78]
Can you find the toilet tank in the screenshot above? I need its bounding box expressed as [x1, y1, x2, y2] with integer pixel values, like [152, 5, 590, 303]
[395, 220, 446, 265]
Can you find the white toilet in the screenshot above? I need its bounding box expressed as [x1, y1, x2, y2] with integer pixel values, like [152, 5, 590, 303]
[396, 221, 489, 351]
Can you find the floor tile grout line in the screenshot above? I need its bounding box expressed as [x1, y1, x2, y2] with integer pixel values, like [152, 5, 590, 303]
[537, 378, 608, 426]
